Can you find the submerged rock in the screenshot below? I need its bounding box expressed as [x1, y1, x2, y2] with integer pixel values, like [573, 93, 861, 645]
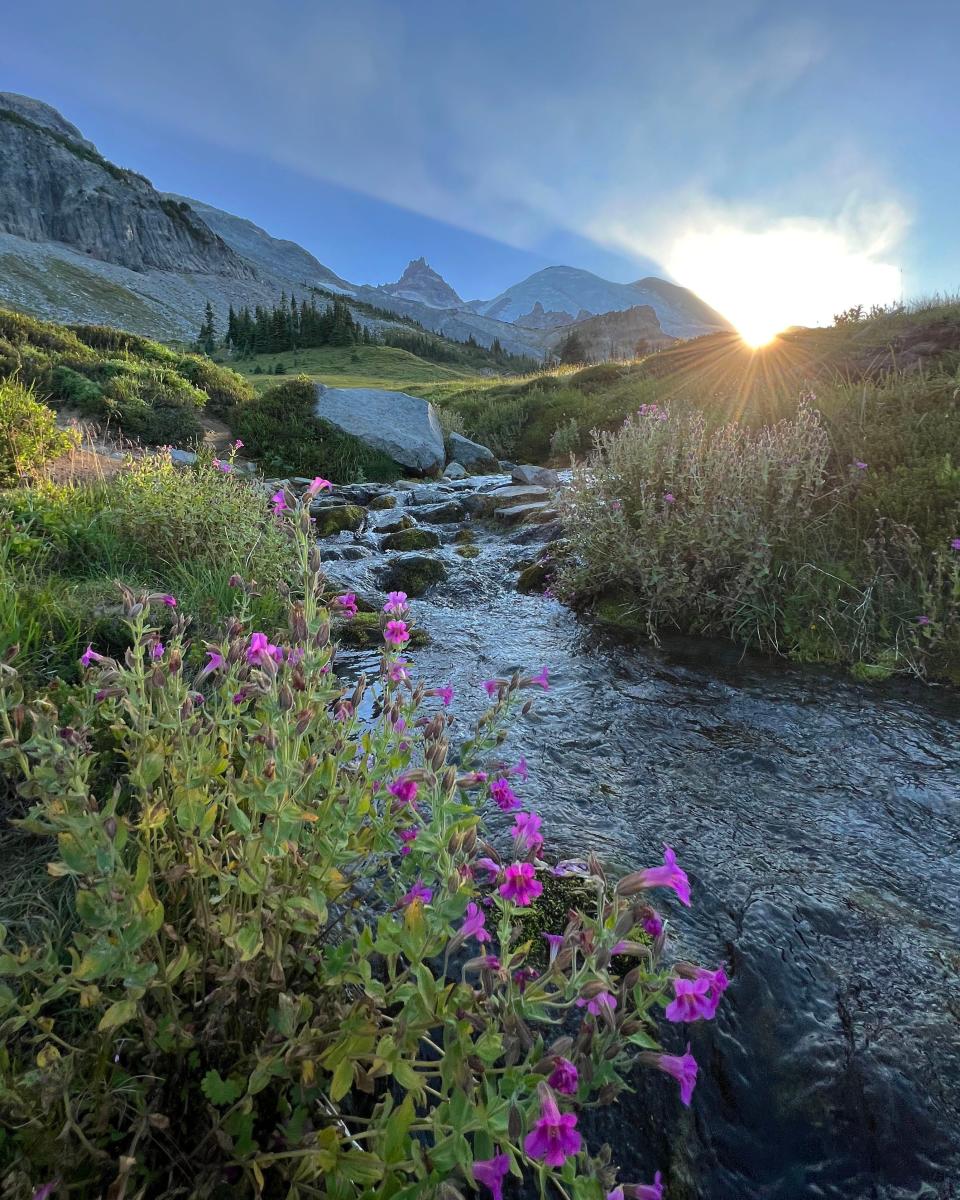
[377, 553, 448, 596]
[495, 502, 554, 525]
[380, 527, 441, 552]
[314, 384, 445, 474]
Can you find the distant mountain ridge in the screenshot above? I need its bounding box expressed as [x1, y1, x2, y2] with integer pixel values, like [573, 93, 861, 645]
[0, 93, 731, 355]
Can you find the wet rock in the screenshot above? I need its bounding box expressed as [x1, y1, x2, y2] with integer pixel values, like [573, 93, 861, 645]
[517, 560, 551, 593]
[454, 528, 476, 545]
[377, 553, 448, 596]
[465, 484, 549, 517]
[509, 519, 564, 545]
[413, 499, 466, 524]
[495, 502, 552, 524]
[169, 448, 198, 467]
[337, 484, 377, 506]
[455, 544, 481, 559]
[312, 505, 366, 537]
[381, 527, 441, 552]
[513, 464, 560, 488]
[320, 545, 371, 562]
[443, 461, 468, 480]
[368, 493, 398, 510]
[409, 485, 455, 506]
[447, 432, 497, 472]
[372, 512, 416, 534]
[314, 384, 445, 473]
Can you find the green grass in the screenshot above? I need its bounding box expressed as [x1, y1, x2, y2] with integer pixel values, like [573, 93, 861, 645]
[230, 343, 482, 396]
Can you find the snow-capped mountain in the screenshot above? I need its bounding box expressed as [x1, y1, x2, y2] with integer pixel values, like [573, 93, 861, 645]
[467, 265, 731, 338]
[375, 257, 463, 309]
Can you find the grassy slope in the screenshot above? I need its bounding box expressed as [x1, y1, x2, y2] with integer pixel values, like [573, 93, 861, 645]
[229, 343, 483, 396]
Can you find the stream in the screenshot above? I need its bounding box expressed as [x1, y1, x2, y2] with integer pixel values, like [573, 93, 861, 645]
[315, 471, 960, 1200]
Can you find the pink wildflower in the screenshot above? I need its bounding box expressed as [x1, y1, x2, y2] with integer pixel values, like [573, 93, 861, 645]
[635, 1173, 665, 1200]
[80, 644, 105, 668]
[213, 458, 231, 473]
[854, 461, 868, 470]
[542, 932, 564, 962]
[634, 845, 691, 906]
[916, 615, 932, 626]
[642, 908, 664, 938]
[388, 777, 418, 807]
[548, 1057, 579, 1095]
[161, 594, 177, 607]
[490, 777, 520, 812]
[383, 591, 409, 615]
[951, 537, 960, 551]
[499, 862, 542, 906]
[523, 1089, 582, 1168]
[576, 991, 617, 1016]
[512, 755, 529, 781]
[529, 666, 550, 690]
[460, 902, 490, 943]
[655, 1043, 698, 1106]
[481, 954, 501, 970]
[199, 649, 224, 678]
[246, 632, 283, 666]
[334, 593, 358, 619]
[397, 828, 418, 856]
[475, 857, 501, 881]
[151, 642, 164, 659]
[665, 975, 715, 1023]
[473, 1152, 510, 1200]
[433, 685, 454, 706]
[384, 619, 410, 646]
[387, 659, 410, 683]
[232, 439, 244, 450]
[483, 679, 501, 697]
[401, 880, 432, 907]
[694, 966, 730, 1018]
[270, 490, 288, 514]
[663, 493, 675, 504]
[511, 810, 544, 853]
[305, 476, 333, 497]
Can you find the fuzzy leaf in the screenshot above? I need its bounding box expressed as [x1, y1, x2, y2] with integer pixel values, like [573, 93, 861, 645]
[201, 1069, 242, 1106]
[97, 998, 138, 1032]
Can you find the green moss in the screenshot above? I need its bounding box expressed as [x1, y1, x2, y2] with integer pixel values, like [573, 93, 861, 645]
[312, 505, 366, 537]
[516, 561, 550, 593]
[380, 527, 441, 552]
[514, 874, 595, 967]
[453, 528, 476, 545]
[368, 493, 397, 510]
[455, 545, 480, 559]
[378, 554, 447, 597]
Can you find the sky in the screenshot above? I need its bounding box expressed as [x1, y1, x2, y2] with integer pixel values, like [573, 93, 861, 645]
[2, 0, 958, 329]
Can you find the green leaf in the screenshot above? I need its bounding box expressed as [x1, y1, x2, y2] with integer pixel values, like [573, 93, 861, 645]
[135, 751, 165, 788]
[330, 1057, 353, 1102]
[474, 1029, 503, 1065]
[97, 998, 138, 1032]
[384, 1093, 415, 1164]
[201, 1069, 242, 1106]
[233, 919, 263, 962]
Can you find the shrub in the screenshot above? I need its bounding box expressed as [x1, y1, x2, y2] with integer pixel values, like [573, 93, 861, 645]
[175, 354, 255, 416]
[231, 376, 400, 481]
[0, 378, 78, 485]
[47, 364, 104, 412]
[0, 496, 725, 1197]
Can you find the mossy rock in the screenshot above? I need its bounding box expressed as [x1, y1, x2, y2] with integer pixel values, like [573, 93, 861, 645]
[368, 493, 397, 510]
[377, 553, 448, 597]
[593, 595, 646, 635]
[515, 873, 595, 967]
[455, 545, 481, 559]
[381, 527, 441, 552]
[454, 528, 476, 545]
[336, 611, 429, 649]
[376, 513, 416, 535]
[517, 560, 551, 594]
[312, 504, 366, 537]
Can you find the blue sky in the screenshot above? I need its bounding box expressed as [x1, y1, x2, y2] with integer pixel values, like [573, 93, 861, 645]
[2, 0, 958, 316]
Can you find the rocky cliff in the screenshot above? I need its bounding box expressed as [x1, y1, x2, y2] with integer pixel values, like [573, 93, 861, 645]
[0, 93, 252, 277]
[376, 257, 463, 309]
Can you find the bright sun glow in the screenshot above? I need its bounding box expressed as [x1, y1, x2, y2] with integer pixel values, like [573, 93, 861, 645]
[667, 220, 903, 347]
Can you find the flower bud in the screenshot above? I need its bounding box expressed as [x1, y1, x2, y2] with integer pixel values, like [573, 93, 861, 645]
[104, 817, 117, 840]
[263, 759, 276, 781]
[303, 754, 318, 774]
[150, 667, 165, 689]
[278, 683, 294, 712]
[548, 1035, 574, 1058]
[522, 699, 533, 715]
[295, 708, 313, 735]
[508, 1104, 523, 1141]
[167, 648, 182, 673]
[579, 979, 611, 999]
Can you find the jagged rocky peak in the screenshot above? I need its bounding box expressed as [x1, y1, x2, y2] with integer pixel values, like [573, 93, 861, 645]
[0, 92, 97, 152]
[378, 257, 463, 309]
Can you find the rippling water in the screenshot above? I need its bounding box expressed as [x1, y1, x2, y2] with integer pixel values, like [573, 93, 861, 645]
[325, 476, 960, 1200]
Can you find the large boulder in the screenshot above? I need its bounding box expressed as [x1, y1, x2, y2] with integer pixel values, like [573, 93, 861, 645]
[377, 553, 448, 596]
[447, 432, 497, 472]
[381, 527, 441, 552]
[311, 505, 366, 537]
[314, 385, 445, 474]
[512, 464, 560, 488]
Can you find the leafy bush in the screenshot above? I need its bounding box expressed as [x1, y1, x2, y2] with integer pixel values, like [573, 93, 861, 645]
[47, 364, 104, 410]
[0, 378, 78, 485]
[175, 354, 254, 416]
[231, 376, 400, 481]
[0, 495, 724, 1197]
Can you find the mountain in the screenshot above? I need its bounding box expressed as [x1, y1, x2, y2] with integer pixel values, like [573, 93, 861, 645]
[469, 265, 731, 339]
[547, 305, 675, 360]
[376, 257, 462, 308]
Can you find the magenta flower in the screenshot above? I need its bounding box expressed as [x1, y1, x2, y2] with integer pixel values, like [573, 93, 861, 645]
[80, 644, 105, 668]
[642, 908, 664, 938]
[610, 500, 622, 510]
[511, 810, 544, 853]
[576, 990, 617, 1016]
[213, 458, 231, 473]
[232, 439, 244, 450]
[460, 902, 490, 943]
[548, 1057, 579, 1095]
[665, 975, 715, 1023]
[512, 755, 529, 781]
[513, 966, 537, 991]
[384, 619, 410, 646]
[499, 862, 543, 906]
[398, 828, 418, 856]
[30, 1184, 58, 1200]
[383, 591, 409, 615]
[663, 493, 675, 504]
[161, 594, 177, 607]
[199, 649, 224, 678]
[481, 954, 501, 970]
[401, 879, 432, 906]
[305, 476, 333, 497]
[695, 965, 730, 1018]
[483, 679, 501, 697]
[636, 845, 691, 906]
[476, 857, 501, 881]
[473, 1152, 510, 1200]
[655, 1044, 698, 1106]
[433, 685, 454, 706]
[542, 932, 564, 963]
[635, 1173, 664, 1200]
[151, 642, 165, 659]
[246, 632, 283, 666]
[270, 490, 288, 514]
[286, 646, 304, 665]
[916, 615, 932, 626]
[529, 666, 550, 690]
[387, 659, 409, 682]
[334, 593, 358, 619]
[951, 537, 960, 551]
[490, 777, 520, 812]
[854, 461, 868, 470]
[388, 777, 418, 807]
[523, 1089, 582, 1168]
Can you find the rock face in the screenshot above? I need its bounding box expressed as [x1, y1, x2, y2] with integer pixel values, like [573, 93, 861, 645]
[447, 432, 497, 472]
[0, 96, 252, 277]
[314, 385, 445, 474]
[377, 257, 463, 309]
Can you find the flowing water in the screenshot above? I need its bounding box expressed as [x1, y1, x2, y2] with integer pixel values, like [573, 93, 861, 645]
[323, 474, 960, 1200]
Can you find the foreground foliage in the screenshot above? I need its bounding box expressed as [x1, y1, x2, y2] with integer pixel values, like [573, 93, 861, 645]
[0, 488, 723, 1199]
[0, 378, 78, 486]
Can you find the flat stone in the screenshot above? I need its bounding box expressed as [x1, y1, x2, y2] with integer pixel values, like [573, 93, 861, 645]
[368, 493, 398, 510]
[513, 464, 561, 488]
[409, 485, 455, 506]
[314, 385, 445, 474]
[371, 512, 416, 534]
[169, 448, 198, 467]
[465, 484, 550, 517]
[312, 505, 366, 537]
[321, 545, 371, 561]
[413, 500, 466, 524]
[381, 527, 441, 552]
[495, 502, 552, 524]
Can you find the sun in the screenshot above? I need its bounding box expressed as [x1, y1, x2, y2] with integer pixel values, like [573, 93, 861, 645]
[666, 220, 902, 347]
